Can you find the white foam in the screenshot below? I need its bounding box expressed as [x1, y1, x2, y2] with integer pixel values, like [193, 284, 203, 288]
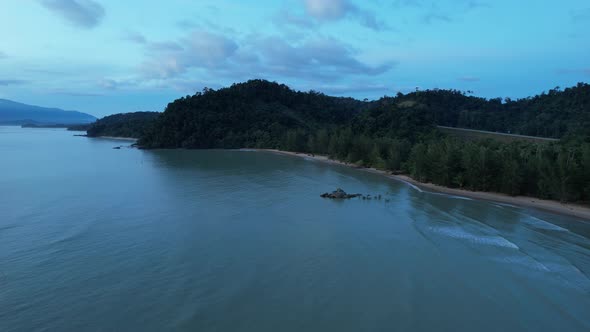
[429, 226, 519, 249]
[400, 180, 423, 193]
[523, 216, 568, 232]
[429, 192, 473, 201]
[494, 255, 550, 272]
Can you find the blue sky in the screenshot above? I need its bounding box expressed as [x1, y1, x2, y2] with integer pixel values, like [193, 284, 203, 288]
[0, 0, 589, 117]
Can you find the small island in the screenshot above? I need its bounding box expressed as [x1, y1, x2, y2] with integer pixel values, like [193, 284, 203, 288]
[321, 188, 362, 199]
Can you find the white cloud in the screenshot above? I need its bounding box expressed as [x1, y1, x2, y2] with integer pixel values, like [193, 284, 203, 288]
[304, 0, 351, 20]
[297, 0, 387, 30]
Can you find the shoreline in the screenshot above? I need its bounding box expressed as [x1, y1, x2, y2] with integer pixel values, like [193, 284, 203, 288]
[98, 136, 138, 142]
[77, 134, 138, 142]
[251, 149, 590, 220]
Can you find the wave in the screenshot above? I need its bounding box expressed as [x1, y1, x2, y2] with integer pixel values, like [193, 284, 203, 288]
[522, 216, 568, 232]
[428, 226, 520, 249]
[400, 180, 423, 193]
[428, 192, 473, 201]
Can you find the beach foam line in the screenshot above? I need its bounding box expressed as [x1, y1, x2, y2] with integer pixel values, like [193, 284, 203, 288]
[522, 215, 568, 232]
[428, 226, 520, 249]
[428, 192, 474, 201]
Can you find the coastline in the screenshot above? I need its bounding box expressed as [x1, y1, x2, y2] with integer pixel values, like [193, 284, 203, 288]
[83, 135, 138, 142]
[252, 149, 590, 220]
[98, 136, 138, 141]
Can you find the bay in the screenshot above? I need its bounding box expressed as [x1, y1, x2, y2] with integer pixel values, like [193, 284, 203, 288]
[1, 126, 589, 331]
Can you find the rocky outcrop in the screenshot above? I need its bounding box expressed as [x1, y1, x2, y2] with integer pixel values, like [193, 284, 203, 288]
[321, 188, 362, 199]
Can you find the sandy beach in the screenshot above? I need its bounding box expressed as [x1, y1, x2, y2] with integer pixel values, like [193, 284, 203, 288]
[253, 149, 590, 220]
[96, 136, 138, 142]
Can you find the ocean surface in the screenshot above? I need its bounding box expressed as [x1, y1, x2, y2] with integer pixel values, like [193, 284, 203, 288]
[1, 126, 590, 332]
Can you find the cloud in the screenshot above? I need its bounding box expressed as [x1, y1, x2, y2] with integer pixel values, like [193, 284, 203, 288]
[38, 0, 105, 28]
[300, 0, 388, 30]
[98, 78, 118, 89]
[423, 13, 452, 24]
[466, 1, 492, 10]
[457, 76, 480, 82]
[97, 78, 140, 90]
[124, 31, 147, 44]
[394, 0, 490, 9]
[176, 18, 238, 34]
[252, 37, 393, 79]
[177, 19, 199, 29]
[0, 79, 28, 86]
[139, 30, 394, 86]
[392, 0, 426, 8]
[304, 0, 351, 20]
[394, 0, 490, 24]
[51, 90, 103, 97]
[274, 9, 317, 29]
[148, 41, 184, 52]
[141, 31, 238, 79]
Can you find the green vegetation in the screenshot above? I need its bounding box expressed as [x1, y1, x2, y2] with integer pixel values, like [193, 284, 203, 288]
[67, 123, 92, 131]
[139, 80, 364, 149]
[86, 112, 160, 138]
[92, 80, 590, 204]
[389, 83, 590, 139]
[438, 126, 558, 143]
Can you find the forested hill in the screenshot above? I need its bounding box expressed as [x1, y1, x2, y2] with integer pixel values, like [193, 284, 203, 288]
[390, 82, 590, 138]
[139, 80, 365, 148]
[86, 112, 160, 138]
[137, 80, 590, 149]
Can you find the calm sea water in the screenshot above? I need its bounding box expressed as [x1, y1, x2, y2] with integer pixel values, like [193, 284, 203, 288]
[1, 126, 590, 331]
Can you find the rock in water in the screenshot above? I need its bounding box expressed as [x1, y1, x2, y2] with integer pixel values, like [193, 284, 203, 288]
[320, 188, 362, 199]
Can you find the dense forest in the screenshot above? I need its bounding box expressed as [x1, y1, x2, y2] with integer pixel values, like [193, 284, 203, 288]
[139, 80, 365, 149]
[85, 112, 160, 138]
[91, 80, 590, 204]
[390, 83, 590, 138]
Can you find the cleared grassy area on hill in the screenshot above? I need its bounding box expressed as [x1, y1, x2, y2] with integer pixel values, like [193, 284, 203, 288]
[438, 126, 559, 143]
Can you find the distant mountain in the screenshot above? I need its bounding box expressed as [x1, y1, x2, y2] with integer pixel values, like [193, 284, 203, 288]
[0, 99, 96, 125]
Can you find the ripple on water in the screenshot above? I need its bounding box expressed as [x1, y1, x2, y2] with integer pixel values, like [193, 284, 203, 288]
[521, 215, 569, 232]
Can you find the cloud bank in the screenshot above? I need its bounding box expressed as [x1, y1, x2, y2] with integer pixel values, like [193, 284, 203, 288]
[138, 30, 394, 86]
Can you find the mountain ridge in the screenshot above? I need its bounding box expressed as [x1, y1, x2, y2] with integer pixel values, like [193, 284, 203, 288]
[0, 98, 96, 125]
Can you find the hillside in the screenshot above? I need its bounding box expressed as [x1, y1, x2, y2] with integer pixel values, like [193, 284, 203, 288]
[389, 83, 590, 138]
[437, 126, 558, 143]
[137, 81, 590, 149]
[86, 112, 160, 138]
[138, 80, 365, 149]
[0, 99, 96, 125]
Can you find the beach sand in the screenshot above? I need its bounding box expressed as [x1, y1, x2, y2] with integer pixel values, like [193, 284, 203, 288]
[253, 149, 590, 220]
[96, 136, 138, 142]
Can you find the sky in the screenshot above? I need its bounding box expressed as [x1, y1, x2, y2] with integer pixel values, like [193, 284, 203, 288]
[0, 0, 589, 117]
